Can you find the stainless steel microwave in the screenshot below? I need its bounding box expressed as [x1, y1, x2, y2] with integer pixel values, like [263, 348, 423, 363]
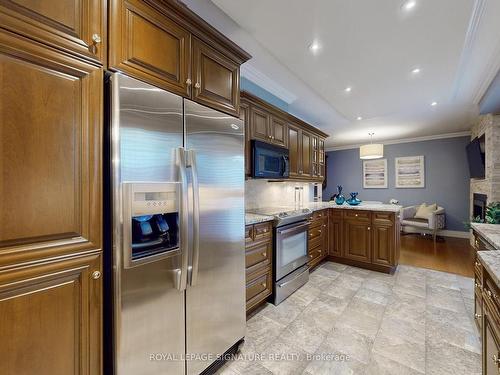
[252, 140, 290, 179]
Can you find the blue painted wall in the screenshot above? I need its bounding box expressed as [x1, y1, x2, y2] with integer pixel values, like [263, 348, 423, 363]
[323, 136, 471, 231]
[241, 77, 289, 112]
[480, 69, 500, 115]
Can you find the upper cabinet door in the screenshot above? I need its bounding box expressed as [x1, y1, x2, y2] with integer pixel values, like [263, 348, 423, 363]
[0, 30, 102, 266]
[192, 37, 240, 116]
[240, 100, 251, 176]
[270, 116, 288, 148]
[301, 131, 312, 178]
[250, 105, 271, 142]
[0, 0, 106, 64]
[108, 0, 191, 97]
[288, 124, 301, 178]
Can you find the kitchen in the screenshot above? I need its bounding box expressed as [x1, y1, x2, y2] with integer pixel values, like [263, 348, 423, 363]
[1, 0, 500, 375]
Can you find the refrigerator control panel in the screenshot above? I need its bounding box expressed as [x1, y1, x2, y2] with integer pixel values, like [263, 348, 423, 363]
[122, 182, 181, 268]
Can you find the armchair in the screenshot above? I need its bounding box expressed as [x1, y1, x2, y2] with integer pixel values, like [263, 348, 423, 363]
[400, 205, 446, 242]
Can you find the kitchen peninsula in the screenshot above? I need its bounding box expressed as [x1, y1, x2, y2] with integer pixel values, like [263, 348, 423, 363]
[245, 202, 401, 313]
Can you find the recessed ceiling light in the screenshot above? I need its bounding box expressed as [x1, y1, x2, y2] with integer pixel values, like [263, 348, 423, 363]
[345, 87, 352, 93]
[309, 41, 321, 53]
[356, 116, 363, 120]
[402, 0, 417, 11]
[431, 101, 438, 106]
[411, 68, 421, 74]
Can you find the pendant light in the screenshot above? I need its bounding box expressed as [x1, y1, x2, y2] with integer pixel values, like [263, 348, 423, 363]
[360, 132, 383, 159]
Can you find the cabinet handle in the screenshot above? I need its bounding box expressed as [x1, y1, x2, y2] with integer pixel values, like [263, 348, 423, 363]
[194, 82, 201, 89]
[318, 229, 322, 233]
[92, 34, 101, 44]
[186, 78, 192, 86]
[309, 254, 313, 258]
[493, 354, 500, 364]
[92, 270, 101, 280]
[323, 224, 327, 228]
[318, 250, 322, 253]
[475, 282, 482, 290]
[272, 136, 275, 140]
[261, 282, 267, 288]
[261, 252, 267, 257]
[355, 214, 358, 217]
[475, 261, 480, 267]
[367, 227, 371, 230]
[475, 313, 482, 319]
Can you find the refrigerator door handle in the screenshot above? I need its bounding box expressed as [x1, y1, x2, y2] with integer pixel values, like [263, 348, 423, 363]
[187, 149, 200, 286]
[175, 147, 189, 291]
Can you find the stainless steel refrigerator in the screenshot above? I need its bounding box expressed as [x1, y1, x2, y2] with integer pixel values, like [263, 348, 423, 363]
[106, 73, 245, 375]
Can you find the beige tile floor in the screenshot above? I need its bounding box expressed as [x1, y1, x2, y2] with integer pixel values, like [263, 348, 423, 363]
[217, 262, 481, 375]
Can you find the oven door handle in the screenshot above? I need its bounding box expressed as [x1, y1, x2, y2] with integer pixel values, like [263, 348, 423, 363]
[278, 267, 310, 288]
[277, 222, 309, 236]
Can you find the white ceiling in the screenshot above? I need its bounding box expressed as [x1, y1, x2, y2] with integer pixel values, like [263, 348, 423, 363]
[183, 0, 500, 148]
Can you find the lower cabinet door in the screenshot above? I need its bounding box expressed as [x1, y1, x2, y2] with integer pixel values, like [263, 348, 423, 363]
[372, 224, 394, 266]
[484, 309, 500, 375]
[343, 221, 371, 263]
[246, 267, 272, 312]
[0, 252, 102, 375]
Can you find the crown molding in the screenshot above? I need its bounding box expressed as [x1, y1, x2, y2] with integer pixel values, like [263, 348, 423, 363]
[241, 63, 297, 104]
[451, 0, 487, 100]
[473, 40, 500, 104]
[325, 131, 471, 152]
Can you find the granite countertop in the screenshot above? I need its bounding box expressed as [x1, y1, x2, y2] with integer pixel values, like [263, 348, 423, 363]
[471, 223, 500, 249]
[245, 213, 274, 225]
[304, 201, 402, 213]
[478, 251, 500, 287]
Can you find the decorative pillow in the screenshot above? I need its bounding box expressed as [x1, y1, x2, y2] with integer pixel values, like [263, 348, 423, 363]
[415, 203, 437, 220]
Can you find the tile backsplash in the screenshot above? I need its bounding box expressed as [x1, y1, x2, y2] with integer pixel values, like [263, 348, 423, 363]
[245, 179, 317, 210]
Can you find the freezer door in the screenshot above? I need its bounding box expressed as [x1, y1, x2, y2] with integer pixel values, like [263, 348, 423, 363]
[184, 100, 246, 375]
[110, 73, 186, 375]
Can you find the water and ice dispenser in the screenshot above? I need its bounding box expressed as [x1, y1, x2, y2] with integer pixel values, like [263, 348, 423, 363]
[122, 182, 180, 268]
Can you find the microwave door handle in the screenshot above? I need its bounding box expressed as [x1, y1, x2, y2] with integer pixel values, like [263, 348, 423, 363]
[175, 147, 189, 291]
[187, 149, 200, 286]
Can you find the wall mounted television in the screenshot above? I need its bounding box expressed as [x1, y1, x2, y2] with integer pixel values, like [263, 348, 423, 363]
[466, 135, 485, 179]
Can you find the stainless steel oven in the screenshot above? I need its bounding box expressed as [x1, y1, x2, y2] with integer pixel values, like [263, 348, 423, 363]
[274, 219, 310, 304]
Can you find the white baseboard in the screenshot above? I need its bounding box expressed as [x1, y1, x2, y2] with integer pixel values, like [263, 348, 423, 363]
[402, 226, 471, 239]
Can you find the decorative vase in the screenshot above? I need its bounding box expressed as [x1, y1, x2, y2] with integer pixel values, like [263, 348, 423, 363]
[335, 185, 345, 205]
[347, 192, 362, 205]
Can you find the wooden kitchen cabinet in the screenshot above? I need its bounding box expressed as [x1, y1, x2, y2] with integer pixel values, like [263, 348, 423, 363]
[250, 105, 272, 142]
[288, 123, 301, 178]
[371, 212, 395, 267]
[328, 210, 342, 257]
[343, 218, 372, 263]
[326, 209, 399, 273]
[0, 252, 102, 375]
[245, 222, 273, 314]
[301, 131, 313, 178]
[0, 29, 102, 267]
[241, 91, 328, 181]
[270, 115, 288, 148]
[240, 100, 252, 176]
[191, 37, 240, 116]
[482, 272, 500, 375]
[308, 210, 329, 269]
[0, 0, 106, 64]
[109, 0, 250, 115]
[108, 0, 191, 97]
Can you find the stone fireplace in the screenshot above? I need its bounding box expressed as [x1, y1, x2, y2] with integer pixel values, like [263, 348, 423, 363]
[470, 114, 500, 236]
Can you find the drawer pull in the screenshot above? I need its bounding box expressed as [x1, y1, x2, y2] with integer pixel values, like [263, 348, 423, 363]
[367, 227, 371, 231]
[92, 271, 101, 280]
[318, 250, 322, 253]
[318, 230, 322, 233]
[309, 254, 313, 258]
[261, 252, 267, 257]
[475, 282, 482, 289]
[476, 261, 480, 267]
[355, 214, 358, 217]
[493, 354, 500, 364]
[261, 283, 267, 288]
[475, 313, 482, 319]
[487, 290, 493, 297]
[323, 224, 327, 228]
